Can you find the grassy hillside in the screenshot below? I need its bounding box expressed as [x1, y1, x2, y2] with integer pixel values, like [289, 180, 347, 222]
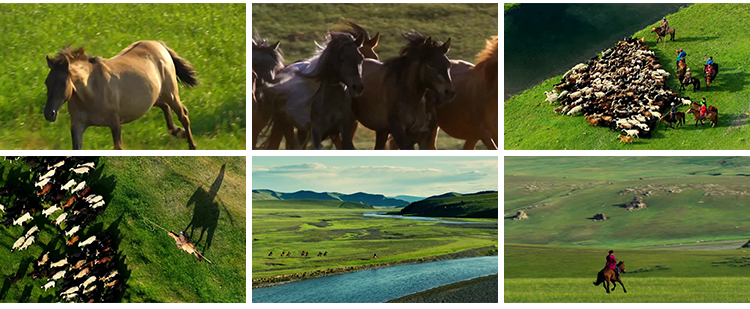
[252, 3, 497, 150]
[505, 3, 750, 149]
[401, 192, 498, 218]
[0, 3, 246, 150]
[251, 189, 409, 207]
[252, 199, 497, 279]
[0, 157, 246, 302]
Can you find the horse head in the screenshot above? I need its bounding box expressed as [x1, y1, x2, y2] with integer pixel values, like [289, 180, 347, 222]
[252, 37, 284, 84]
[617, 261, 626, 273]
[331, 32, 366, 97]
[416, 36, 455, 104]
[44, 46, 87, 122]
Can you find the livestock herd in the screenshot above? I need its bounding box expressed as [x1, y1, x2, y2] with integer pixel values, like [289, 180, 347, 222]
[253, 20, 498, 150]
[1, 157, 123, 302]
[543, 37, 717, 142]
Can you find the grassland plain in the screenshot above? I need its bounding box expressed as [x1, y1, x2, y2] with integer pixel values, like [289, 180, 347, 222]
[251, 3, 498, 150]
[0, 3, 245, 150]
[252, 199, 498, 281]
[505, 3, 750, 149]
[0, 157, 246, 302]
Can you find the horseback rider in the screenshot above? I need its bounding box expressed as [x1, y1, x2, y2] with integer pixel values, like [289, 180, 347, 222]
[661, 17, 669, 33]
[706, 56, 714, 66]
[606, 250, 620, 278]
[683, 67, 692, 85]
[670, 103, 677, 122]
[700, 98, 708, 119]
[676, 48, 687, 65]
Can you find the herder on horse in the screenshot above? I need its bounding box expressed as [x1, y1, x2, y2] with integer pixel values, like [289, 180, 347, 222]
[704, 57, 719, 88]
[661, 17, 669, 33]
[593, 250, 627, 293]
[676, 48, 688, 80]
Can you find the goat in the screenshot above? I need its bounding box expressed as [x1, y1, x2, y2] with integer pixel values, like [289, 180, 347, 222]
[65, 225, 81, 237]
[71, 181, 86, 194]
[78, 236, 97, 248]
[19, 236, 36, 251]
[617, 135, 633, 144]
[42, 280, 56, 291]
[11, 236, 26, 252]
[51, 270, 66, 281]
[61, 179, 77, 191]
[54, 212, 69, 225]
[13, 213, 33, 226]
[43, 205, 61, 217]
[25, 225, 39, 237]
[51, 258, 68, 268]
[35, 177, 51, 188]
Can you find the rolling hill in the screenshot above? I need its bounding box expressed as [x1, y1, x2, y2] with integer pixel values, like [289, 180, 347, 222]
[251, 189, 409, 207]
[400, 192, 498, 218]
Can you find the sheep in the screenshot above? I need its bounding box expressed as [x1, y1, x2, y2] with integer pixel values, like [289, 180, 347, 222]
[567, 105, 583, 116]
[61, 179, 77, 191]
[559, 90, 569, 100]
[38, 252, 50, 266]
[43, 205, 61, 217]
[83, 285, 97, 295]
[0, 203, 4, 212]
[78, 236, 97, 248]
[85, 195, 103, 203]
[74, 268, 90, 280]
[39, 169, 55, 180]
[70, 166, 93, 175]
[51, 258, 68, 268]
[622, 129, 640, 138]
[49, 160, 65, 169]
[11, 236, 26, 252]
[569, 91, 582, 99]
[66, 236, 80, 246]
[19, 236, 35, 251]
[42, 280, 56, 291]
[102, 270, 118, 282]
[62, 293, 78, 301]
[65, 225, 80, 237]
[91, 201, 106, 209]
[51, 270, 66, 281]
[651, 111, 662, 118]
[81, 276, 97, 288]
[25, 225, 39, 237]
[13, 213, 33, 226]
[544, 91, 559, 103]
[70, 259, 87, 270]
[54, 212, 69, 226]
[61, 286, 79, 296]
[71, 181, 86, 194]
[77, 162, 95, 169]
[35, 177, 51, 188]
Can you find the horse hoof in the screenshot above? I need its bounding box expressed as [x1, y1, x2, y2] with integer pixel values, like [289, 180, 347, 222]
[170, 128, 186, 138]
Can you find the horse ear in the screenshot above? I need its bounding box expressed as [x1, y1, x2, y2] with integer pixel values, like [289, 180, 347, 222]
[271, 41, 281, 51]
[46, 55, 54, 69]
[369, 33, 380, 48]
[424, 36, 432, 45]
[354, 33, 365, 47]
[441, 38, 451, 54]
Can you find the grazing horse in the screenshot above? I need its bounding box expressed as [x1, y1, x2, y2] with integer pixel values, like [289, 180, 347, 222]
[686, 107, 718, 127]
[352, 32, 455, 149]
[252, 35, 285, 149]
[263, 20, 380, 150]
[430, 36, 498, 150]
[704, 63, 719, 89]
[593, 261, 627, 293]
[650, 26, 675, 43]
[659, 112, 685, 130]
[44, 41, 198, 150]
[264, 32, 365, 150]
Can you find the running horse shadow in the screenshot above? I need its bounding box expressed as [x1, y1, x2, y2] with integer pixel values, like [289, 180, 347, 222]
[184, 164, 232, 253]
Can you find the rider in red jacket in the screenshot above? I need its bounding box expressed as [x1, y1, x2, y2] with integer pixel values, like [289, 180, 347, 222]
[606, 250, 620, 277]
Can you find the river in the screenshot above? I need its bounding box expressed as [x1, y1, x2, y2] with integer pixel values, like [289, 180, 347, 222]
[504, 3, 688, 100]
[362, 212, 497, 225]
[252, 255, 498, 303]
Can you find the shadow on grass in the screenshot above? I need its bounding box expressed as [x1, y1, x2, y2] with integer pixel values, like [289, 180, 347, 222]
[711, 71, 748, 93]
[673, 35, 719, 43]
[184, 164, 232, 253]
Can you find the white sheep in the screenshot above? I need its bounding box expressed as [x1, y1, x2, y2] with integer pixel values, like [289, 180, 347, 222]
[567, 105, 583, 116]
[651, 111, 662, 118]
[54, 212, 68, 226]
[34, 177, 51, 189]
[594, 91, 606, 99]
[51, 258, 68, 269]
[91, 201, 106, 209]
[39, 169, 55, 180]
[0, 203, 4, 212]
[19, 236, 35, 251]
[65, 226, 80, 237]
[544, 91, 559, 103]
[77, 162, 95, 169]
[70, 166, 93, 175]
[62, 293, 78, 301]
[71, 181, 86, 194]
[42, 280, 56, 291]
[13, 213, 33, 226]
[78, 236, 97, 248]
[11, 236, 26, 252]
[559, 90, 569, 100]
[103, 270, 118, 282]
[49, 160, 65, 169]
[85, 195, 103, 203]
[25, 225, 39, 237]
[51, 270, 66, 281]
[83, 285, 97, 295]
[61, 179, 77, 191]
[81, 276, 97, 288]
[43, 205, 61, 218]
[570, 91, 582, 99]
[622, 129, 640, 138]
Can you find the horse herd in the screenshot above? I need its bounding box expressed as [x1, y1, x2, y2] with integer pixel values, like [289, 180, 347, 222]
[1, 156, 124, 302]
[253, 20, 498, 150]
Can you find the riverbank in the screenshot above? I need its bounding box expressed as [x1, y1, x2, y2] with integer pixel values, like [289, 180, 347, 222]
[505, 3, 750, 150]
[387, 274, 498, 303]
[252, 246, 498, 289]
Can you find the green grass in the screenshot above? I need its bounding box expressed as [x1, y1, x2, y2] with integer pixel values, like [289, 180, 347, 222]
[504, 4, 520, 13]
[252, 199, 497, 279]
[252, 3, 497, 150]
[0, 157, 246, 302]
[0, 4, 246, 150]
[505, 3, 750, 149]
[401, 192, 498, 218]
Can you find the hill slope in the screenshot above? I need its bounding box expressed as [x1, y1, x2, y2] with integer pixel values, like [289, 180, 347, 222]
[401, 192, 498, 218]
[251, 189, 409, 207]
[505, 3, 750, 150]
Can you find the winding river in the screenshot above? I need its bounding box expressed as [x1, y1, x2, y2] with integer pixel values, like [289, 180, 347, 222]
[504, 3, 687, 100]
[252, 255, 498, 303]
[362, 212, 497, 225]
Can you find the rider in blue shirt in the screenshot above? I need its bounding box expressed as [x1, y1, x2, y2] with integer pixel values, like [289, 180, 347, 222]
[706, 57, 714, 66]
[676, 49, 687, 64]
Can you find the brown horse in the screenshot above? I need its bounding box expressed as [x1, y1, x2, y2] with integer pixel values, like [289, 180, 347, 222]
[430, 36, 498, 150]
[704, 63, 718, 89]
[351, 32, 455, 150]
[650, 26, 675, 43]
[260, 21, 380, 150]
[676, 60, 688, 81]
[44, 41, 198, 150]
[680, 75, 701, 92]
[686, 107, 718, 127]
[593, 261, 627, 293]
[659, 112, 685, 130]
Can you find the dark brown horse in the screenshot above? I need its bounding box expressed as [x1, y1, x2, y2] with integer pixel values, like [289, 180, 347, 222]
[680, 75, 701, 92]
[650, 26, 675, 43]
[686, 107, 718, 127]
[352, 32, 455, 150]
[252, 34, 285, 149]
[659, 112, 685, 130]
[704, 63, 718, 89]
[593, 261, 627, 293]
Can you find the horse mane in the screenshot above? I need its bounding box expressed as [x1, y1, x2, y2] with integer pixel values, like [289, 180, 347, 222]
[49, 46, 91, 65]
[383, 32, 444, 79]
[332, 19, 371, 39]
[473, 36, 498, 87]
[252, 33, 285, 66]
[299, 31, 355, 80]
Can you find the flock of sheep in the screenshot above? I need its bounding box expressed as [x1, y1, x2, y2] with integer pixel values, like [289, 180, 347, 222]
[1, 156, 123, 302]
[543, 37, 689, 143]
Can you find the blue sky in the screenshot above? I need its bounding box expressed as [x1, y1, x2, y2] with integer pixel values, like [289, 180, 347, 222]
[252, 156, 498, 197]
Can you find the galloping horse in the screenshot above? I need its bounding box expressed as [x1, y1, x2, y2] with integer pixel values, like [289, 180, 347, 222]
[686, 106, 718, 127]
[252, 35, 285, 149]
[44, 41, 198, 149]
[593, 261, 627, 293]
[704, 63, 719, 89]
[261, 21, 380, 150]
[264, 31, 365, 150]
[650, 26, 675, 43]
[351, 32, 455, 150]
[430, 36, 498, 150]
[659, 112, 685, 130]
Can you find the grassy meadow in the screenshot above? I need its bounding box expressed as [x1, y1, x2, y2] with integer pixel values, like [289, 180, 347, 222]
[505, 3, 750, 149]
[0, 4, 246, 150]
[252, 3, 498, 150]
[252, 199, 498, 280]
[0, 157, 246, 302]
[505, 157, 750, 302]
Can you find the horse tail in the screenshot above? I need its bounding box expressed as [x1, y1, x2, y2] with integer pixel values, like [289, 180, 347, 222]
[159, 41, 199, 88]
[593, 271, 604, 286]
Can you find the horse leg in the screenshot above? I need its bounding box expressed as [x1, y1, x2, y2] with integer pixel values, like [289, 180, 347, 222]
[463, 139, 479, 150]
[165, 96, 197, 150]
[340, 118, 355, 150]
[156, 101, 183, 137]
[611, 281, 618, 291]
[70, 122, 87, 150]
[310, 126, 323, 150]
[604, 280, 610, 293]
[618, 279, 627, 293]
[389, 122, 413, 150]
[109, 122, 124, 150]
[374, 130, 389, 150]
